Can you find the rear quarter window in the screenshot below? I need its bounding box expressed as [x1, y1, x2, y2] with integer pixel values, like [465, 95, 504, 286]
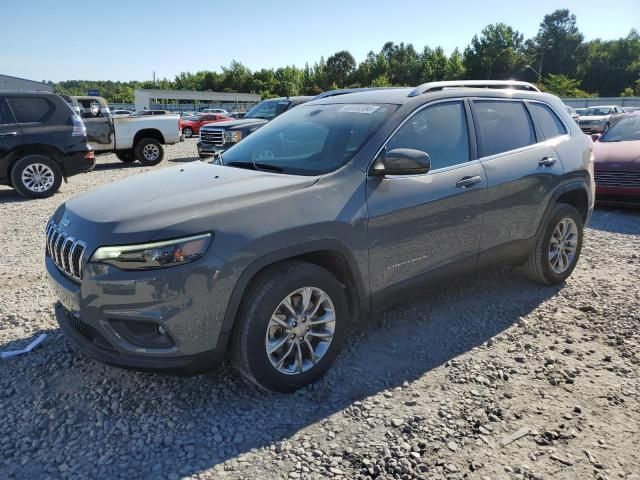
[529, 103, 567, 139]
[7, 97, 54, 123]
[0, 98, 16, 124]
[474, 100, 536, 157]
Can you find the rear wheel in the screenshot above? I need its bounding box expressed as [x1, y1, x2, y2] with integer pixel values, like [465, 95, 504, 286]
[523, 203, 583, 285]
[135, 138, 164, 166]
[231, 261, 349, 392]
[183, 127, 194, 138]
[115, 151, 136, 163]
[11, 155, 62, 199]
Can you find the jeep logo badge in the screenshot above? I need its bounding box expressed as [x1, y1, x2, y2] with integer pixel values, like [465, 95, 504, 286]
[60, 215, 71, 228]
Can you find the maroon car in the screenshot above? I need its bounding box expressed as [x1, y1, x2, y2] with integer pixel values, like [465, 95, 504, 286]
[593, 113, 640, 205]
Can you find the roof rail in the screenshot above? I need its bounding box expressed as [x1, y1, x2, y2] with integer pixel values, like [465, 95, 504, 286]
[313, 87, 396, 100]
[407, 80, 540, 97]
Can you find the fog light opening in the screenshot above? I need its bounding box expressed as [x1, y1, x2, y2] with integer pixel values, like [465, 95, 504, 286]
[157, 325, 167, 336]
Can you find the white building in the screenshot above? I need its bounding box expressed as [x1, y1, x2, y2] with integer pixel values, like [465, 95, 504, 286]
[135, 89, 261, 112]
[0, 74, 54, 92]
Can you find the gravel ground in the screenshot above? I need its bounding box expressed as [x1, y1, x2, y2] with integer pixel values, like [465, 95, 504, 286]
[1, 139, 639, 480]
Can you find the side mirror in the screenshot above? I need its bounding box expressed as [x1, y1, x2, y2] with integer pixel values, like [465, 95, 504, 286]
[591, 133, 601, 142]
[372, 148, 431, 176]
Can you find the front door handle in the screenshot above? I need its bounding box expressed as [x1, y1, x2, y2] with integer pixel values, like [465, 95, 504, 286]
[0, 131, 18, 137]
[456, 175, 482, 188]
[539, 157, 557, 167]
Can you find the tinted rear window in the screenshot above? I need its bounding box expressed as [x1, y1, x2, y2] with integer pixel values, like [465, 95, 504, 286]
[474, 100, 536, 157]
[0, 98, 15, 124]
[7, 97, 54, 123]
[530, 103, 567, 139]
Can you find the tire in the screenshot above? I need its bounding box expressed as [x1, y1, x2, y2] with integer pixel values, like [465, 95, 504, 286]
[183, 127, 193, 138]
[231, 260, 349, 392]
[523, 203, 583, 285]
[603, 122, 610, 132]
[198, 154, 211, 160]
[115, 151, 136, 163]
[11, 154, 63, 199]
[134, 138, 164, 166]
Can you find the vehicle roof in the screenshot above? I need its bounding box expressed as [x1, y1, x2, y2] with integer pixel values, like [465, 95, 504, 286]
[306, 87, 558, 106]
[0, 90, 58, 96]
[584, 105, 619, 108]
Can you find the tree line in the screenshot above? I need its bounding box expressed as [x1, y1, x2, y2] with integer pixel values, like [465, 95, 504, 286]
[49, 9, 640, 103]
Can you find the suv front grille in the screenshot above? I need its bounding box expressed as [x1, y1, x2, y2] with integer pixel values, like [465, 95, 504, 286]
[201, 129, 224, 146]
[595, 170, 640, 189]
[46, 221, 87, 282]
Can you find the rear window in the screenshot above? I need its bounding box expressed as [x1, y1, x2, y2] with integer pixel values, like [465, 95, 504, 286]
[529, 103, 567, 139]
[474, 100, 536, 157]
[0, 98, 15, 124]
[7, 97, 54, 123]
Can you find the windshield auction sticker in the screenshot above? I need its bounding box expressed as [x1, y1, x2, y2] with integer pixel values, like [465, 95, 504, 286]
[339, 104, 380, 114]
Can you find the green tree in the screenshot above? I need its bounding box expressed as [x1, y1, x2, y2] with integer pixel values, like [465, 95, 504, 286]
[325, 50, 356, 88]
[541, 74, 589, 97]
[463, 23, 527, 79]
[531, 9, 584, 77]
[221, 61, 252, 92]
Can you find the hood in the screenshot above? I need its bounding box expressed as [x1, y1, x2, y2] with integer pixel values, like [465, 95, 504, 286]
[200, 118, 268, 130]
[593, 140, 640, 171]
[56, 162, 317, 246]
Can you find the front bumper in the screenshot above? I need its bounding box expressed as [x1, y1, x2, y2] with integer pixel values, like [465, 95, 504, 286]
[197, 141, 228, 156]
[580, 123, 606, 134]
[46, 252, 230, 375]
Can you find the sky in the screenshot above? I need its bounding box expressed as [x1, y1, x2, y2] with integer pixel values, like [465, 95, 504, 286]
[2, 0, 639, 83]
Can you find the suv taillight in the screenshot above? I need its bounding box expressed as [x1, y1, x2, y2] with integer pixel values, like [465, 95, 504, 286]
[72, 114, 87, 136]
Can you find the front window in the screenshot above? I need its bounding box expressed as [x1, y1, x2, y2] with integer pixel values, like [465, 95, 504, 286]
[245, 99, 291, 120]
[221, 103, 397, 175]
[583, 107, 612, 116]
[599, 115, 640, 142]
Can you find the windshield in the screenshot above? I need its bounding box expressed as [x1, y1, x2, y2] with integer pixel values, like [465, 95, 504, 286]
[600, 115, 640, 142]
[583, 107, 612, 116]
[245, 99, 291, 120]
[221, 103, 397, 175]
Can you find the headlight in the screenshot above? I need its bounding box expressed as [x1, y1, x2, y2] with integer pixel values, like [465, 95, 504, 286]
[224, 130, 243, 143]
[91, 233, 212, 270]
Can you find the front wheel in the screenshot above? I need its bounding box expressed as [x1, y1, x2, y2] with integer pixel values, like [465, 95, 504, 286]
[11, 155, 63, 199]
[183, 127, 193, 138]
[523, 203, 583, 285]
[135, 138, 164, 166]
[231, 261, 349, 392]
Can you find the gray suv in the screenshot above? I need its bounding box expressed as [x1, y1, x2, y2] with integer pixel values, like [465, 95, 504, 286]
[45, 81, 594, 392]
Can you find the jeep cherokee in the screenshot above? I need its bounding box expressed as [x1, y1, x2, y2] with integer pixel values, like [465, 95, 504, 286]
[45, 81, 594, 392]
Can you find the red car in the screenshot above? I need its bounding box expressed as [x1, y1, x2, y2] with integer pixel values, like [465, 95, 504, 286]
[592, 112, 640, 205]
[180, 114, 229, 138]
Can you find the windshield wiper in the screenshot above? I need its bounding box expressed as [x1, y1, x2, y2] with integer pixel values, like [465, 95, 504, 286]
[225, 161, 284, 173]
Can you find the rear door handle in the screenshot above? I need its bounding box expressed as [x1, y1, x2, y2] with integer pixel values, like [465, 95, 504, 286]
[0, 131, 18, 137]
[538, 157, 557, 167]
[456, 175, 482, 188]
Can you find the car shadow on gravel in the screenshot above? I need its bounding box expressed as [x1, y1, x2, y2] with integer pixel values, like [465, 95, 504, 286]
[93, 161, 144, 171]
[0, 188, 30, 203]
[0, 267, 562, 479]
[588, 206, 640, 235]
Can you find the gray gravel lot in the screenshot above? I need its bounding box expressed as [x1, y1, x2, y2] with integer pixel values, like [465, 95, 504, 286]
[1, 139, 639, 480]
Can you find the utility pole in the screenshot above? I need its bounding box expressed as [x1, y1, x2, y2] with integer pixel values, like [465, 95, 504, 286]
[153, 71, 156, 88]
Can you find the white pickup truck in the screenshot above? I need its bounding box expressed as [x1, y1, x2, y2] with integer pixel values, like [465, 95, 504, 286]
[64, 96, 183, 165]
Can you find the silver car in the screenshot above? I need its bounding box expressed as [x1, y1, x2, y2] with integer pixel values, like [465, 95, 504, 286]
[578, 105, 626, 133]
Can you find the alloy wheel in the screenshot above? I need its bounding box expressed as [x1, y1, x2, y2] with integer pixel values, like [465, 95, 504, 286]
[143, 144, 160, 161]
[548, 217, 578, 274]
[21, 163, 55, 193]
[265, 287, 336, 375]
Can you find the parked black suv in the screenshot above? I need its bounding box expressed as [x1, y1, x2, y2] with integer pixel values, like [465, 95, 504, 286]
[0, 91, 94, 198]
[46, 81, 594, 392]
[197, 96, 312, 158]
